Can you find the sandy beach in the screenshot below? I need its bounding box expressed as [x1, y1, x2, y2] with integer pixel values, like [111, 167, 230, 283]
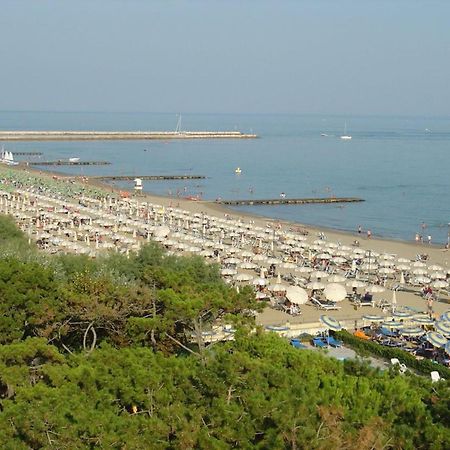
[2, 164, 449, 333]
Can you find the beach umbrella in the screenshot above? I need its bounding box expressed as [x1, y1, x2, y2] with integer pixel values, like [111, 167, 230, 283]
[440, 311, 450, 322]
[432, 280, 448, 289]
[435, 321, 450, 336]
[445, 341, 450, 356]
[286, 286, 308, 305]
[279, 262, 298, 270]
[392, 310, 413, 319]
[320, 315, 342, 331]
[233, 273, 254, 282]
[331, 256, 347, 264]
[255, 291, 270, 299]
[399, 272, 406, 285]
[221, 268, 237, 276]
[414, 276, 431, 284]
[413, 315, 434, 326]
[362, 314, 384, 323]
[425, 331, 448, 348]
[324, 283, 347, 302]
[316, 253, 332, 260]
[296, 266, 313, 274]
[428, 264, 444, 271]
[365, 284, 385, 294]
[360, 263, 379, 271]
[309, 270, 329, 279]
[252, 277, 267, 286]
[397, 257, 411, 263]
[379, 253, 395, 261]
[238, 261, 258, 270]
[396, 264, 410, 271]
[268, 282, 288, 292]
[378, 267, 395, 275]
[430, 272, 446, 280]
[327, 274, 347, 283]
[412, 261, 427, 268]
[400, 327, 425, 337]
[153, 225, 170, 238]
[346, 280, 366, 288]
[382, 320, 404, 329]
[306, 281, 325, 290]
[412, 268, 428, 275]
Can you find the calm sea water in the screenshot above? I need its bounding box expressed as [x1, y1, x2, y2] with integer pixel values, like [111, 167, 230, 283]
[1, 111, 449, 244]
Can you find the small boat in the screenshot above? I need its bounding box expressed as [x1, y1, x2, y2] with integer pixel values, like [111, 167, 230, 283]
[0, 148, 19, 166]
[340, 122, 352, 140]
[69, 157, 80, 162]
[321, 133, 328, 137]
[235, 167, 242, 174]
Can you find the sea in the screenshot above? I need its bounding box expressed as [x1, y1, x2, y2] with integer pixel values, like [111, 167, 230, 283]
[1, 111, 449, 245]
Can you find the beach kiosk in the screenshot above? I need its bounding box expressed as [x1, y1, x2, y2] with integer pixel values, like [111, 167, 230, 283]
[133, 178, 143, 194]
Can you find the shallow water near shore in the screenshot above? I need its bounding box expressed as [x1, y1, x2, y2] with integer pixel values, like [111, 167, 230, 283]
[1, 111, 449, 244]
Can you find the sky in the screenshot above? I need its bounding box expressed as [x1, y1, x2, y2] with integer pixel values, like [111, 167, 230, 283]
[1, 0, 449, 116]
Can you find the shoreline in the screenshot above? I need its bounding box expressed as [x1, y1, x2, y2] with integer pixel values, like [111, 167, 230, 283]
[11, 164, 449, 266]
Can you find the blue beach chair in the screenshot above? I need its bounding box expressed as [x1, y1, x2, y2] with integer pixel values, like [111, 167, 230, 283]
[290, 339, 307, 349]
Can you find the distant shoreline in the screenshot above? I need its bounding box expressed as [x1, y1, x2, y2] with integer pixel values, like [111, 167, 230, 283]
[8, 164, 449, 263]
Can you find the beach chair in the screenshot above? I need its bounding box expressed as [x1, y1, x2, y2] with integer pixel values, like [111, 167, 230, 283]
[312, 337, 327, 348]
[311, 297, 341, 311]
[430, 371, 442, 383]
[326, 336, 342, 348]
[390, 358, 407, 374]
[290, 339, 307, 349]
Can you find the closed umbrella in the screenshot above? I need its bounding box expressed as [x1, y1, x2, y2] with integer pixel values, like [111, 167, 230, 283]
[324, 283, 347, 302]
[320, 315, 342, 331]
[425, 331, 448, 348]
[286, 286, 308, 305]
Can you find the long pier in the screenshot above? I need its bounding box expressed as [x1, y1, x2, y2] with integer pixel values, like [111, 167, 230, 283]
[0, 130, 258, 141]
[90, 175, 206, 181]
[216, 197, 364, 206]
[27, 160, 110, 166]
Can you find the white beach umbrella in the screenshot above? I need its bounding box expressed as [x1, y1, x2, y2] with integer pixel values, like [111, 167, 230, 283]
[396, 264, 411, 271]
[412, 261, 426, 268]
[324, 283, 347, 302]
[328, 274, 347, 283]
[309, 270, 329, 279]
[414, 276, 431, 284]
[268, 282, 288, 292]
[432, 280, 448, 289]
[307, 281, 326, 290]
[252, 277, 267, 286]
[238, 262, 258, 270]
[397, 257, 411, 263]
[412, 268, 428, 275]
[221, 268, 237, 276]
[378, 267, 395, 275]
[428, 264, 444, 271]
[233, 273, 254, 282]
[365, 285, 385, 293]
[430, 272, 446, 280]
[286, 286, 308, 305]
[346, 280, 367, 289]
[295, 266, 313, 274]
[331, 256, 347, 264]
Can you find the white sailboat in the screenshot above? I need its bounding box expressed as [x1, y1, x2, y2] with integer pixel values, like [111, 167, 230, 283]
[0, 147, 19, 165]
[340, 122, 352, 140]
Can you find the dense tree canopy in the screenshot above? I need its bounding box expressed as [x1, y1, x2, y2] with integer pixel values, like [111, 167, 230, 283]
[0, 216, 448, 449]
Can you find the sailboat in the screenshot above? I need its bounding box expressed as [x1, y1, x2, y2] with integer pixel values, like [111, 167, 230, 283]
[340, 122, 352, 140]
[0, 147, 19, 166]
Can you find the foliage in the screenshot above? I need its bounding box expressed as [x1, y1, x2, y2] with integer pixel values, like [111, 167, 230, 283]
[0, 220, 448, 448]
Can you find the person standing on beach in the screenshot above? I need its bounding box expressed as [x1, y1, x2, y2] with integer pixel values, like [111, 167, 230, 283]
[367, 229, 372, 239]
[357, 225, 362, 235]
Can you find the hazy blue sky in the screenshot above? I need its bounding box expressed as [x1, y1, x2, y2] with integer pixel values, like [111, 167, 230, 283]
[1, 0, 449, 115]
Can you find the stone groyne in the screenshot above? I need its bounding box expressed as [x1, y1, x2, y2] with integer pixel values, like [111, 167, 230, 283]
[0, 131, 258, 141]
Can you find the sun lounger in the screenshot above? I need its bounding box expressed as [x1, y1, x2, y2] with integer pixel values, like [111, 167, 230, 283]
[390, 358, 407, 374]
[311, 297, 341, 311]
[290, 339, 307, 349]
[325, 336, 342, 348]
[312, 338, 327, 348]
